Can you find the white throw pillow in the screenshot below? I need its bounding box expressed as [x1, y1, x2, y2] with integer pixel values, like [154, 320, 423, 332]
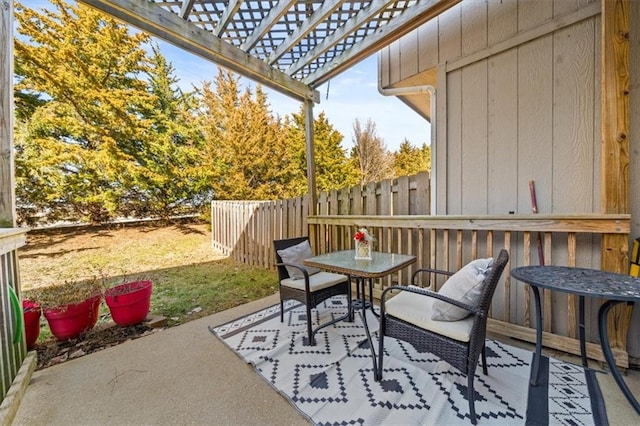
[277, 240, 321, 280]
[431, 258, 494, 321]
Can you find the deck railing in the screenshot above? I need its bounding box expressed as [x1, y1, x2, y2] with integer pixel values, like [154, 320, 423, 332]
[307, 214, 631, 367]
[0, 228, 28, 404]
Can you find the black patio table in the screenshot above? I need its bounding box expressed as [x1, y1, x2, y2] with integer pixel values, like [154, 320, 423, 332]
[304, 250, 416, 379]
[511, 265, 640, 415]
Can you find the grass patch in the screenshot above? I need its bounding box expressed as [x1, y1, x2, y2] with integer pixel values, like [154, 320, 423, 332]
[19, 221, 278, 341]
[141, 258, 278, 323]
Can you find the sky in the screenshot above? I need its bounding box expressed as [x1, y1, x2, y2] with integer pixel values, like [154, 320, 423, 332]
[24, 1, 431, 152]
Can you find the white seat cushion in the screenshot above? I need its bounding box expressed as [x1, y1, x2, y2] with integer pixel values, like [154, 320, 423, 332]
[385, 286, 474, 342]
[281, 271, 348, 292]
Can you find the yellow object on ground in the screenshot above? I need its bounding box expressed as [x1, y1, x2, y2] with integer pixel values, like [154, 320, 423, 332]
[630, 237, 640, 278]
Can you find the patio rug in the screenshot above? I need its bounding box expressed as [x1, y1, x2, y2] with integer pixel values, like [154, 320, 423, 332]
[209, 297, 608, 425]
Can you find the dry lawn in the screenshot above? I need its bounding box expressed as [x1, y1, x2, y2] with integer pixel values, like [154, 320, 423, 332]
[19, 221, 225, 290]
[18, 220, 279, 369]
[19, 220, 279, 325]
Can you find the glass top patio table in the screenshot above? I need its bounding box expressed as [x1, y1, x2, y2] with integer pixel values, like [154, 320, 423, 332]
[304, 250, 416, 381]
[303, 250, 416, 278]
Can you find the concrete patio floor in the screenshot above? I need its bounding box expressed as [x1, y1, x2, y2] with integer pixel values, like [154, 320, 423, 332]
[11, 293, 640, 425]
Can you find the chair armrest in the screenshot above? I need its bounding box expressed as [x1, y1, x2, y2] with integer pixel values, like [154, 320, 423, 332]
[380, 285, 484, 317]
[411, 268, 454, 286]
[275, 263, 312, 289]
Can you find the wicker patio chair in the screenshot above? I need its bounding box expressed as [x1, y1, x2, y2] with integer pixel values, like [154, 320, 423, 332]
[274, 237, 352, 346]
[377, 249, 509, 425]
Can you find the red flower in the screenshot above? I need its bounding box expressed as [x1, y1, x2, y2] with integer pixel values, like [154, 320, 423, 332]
[354, 228, 373, 243]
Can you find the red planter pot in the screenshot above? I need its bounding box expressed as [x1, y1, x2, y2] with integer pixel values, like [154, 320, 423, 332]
[43, 294, 101, 341]
[23, 300, 41, 350]
[105, 280, 153, 327]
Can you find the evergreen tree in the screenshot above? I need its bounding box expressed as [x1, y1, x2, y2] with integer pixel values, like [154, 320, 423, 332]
[14, 0, 153, 223]
[125, 45, 211, 218]
[350, 118, 393, 185]
[393, 139, 431, 177]
[14, 2, 213, 223]
[13, 1, 358, 223]
[289, 108, 358, 193]
[199, 70, 293, 200]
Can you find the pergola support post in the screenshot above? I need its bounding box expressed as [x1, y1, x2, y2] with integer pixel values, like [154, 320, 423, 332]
[304, 99, 317, 216]
[601, 0, 632, 351]
[0, 0, 15, 226]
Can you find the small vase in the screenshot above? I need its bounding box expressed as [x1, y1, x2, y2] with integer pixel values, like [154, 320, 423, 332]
[105, 280, 153, 327]
[354, 240, 372, 260]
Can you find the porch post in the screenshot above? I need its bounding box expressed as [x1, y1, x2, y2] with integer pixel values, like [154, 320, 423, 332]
[601, 0, 632, 350]
[0, 0, 16, 226]
[304, 99, 317, 216]
[629, 0, 640, 358]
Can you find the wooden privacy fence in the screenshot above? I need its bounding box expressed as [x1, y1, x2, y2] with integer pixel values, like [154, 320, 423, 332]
[210, 173, 430, 263]
[0, 229, 29, 405]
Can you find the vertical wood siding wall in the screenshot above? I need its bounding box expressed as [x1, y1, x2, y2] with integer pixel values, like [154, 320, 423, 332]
[379, 0, 609, 288]
[0, 230, 27, 402]
[379, 1, 640, 357]
[382, 0, 601, 220]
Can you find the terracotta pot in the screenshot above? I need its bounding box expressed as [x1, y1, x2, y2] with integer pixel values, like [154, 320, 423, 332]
[104, 280, 153, 327]
[23, 299, 41, 350]
[43, 294, 101, 341]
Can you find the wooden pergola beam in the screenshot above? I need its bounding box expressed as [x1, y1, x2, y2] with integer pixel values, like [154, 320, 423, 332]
[213, 0, 242, 37]
[267, 0, 349, 65]
[241, 0, 296, 52]
[288, 0, 400, 78]
[302, 0, 461, 87]
[80, 0, 320, 103]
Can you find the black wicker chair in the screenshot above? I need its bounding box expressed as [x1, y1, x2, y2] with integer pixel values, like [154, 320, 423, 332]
[377, 249, 509, 425]
[274, 237, 352, 346]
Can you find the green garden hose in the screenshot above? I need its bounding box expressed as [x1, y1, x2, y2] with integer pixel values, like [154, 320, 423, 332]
[8, 285, 23, 344]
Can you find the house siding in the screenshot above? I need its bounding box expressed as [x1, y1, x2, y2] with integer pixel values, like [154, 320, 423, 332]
[380, 0, 640, 359]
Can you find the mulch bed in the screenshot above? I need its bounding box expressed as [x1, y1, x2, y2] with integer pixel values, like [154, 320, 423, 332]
[34, 322, 160, 370]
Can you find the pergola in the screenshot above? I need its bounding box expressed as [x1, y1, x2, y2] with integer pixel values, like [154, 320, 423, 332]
[1, 0, 465, 222]
[0, 0, 635, 248]
[3, 0, 459, 220]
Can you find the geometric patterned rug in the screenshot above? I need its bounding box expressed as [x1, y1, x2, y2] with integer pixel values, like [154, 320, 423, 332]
[210, 297, 608, 425]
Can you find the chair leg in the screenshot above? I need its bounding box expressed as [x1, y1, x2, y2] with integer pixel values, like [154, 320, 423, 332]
[280, 298, 284, 322]
[481, 344, 488, 375]
[306, 304, 315, 346]
[467, 374, 477, 425]
[377, 332, 384, 381]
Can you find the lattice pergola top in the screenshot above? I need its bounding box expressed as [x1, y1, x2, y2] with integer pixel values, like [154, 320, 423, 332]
[82, 0, 459, 102]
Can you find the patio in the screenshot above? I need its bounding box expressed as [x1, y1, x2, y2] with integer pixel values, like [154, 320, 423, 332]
[11, 293, 640, 425]
[2, 0, 640, 422]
